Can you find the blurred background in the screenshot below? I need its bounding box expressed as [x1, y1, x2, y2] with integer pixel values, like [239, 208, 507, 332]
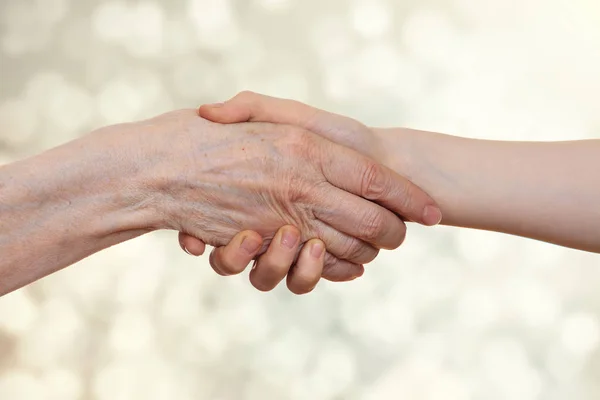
[1, 0, 600, 399]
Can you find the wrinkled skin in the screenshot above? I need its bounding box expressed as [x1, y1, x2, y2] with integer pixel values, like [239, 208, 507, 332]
[174, 92, 440, 292]
[133, 108, 436, 282]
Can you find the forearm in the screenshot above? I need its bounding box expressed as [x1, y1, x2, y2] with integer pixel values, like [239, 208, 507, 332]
[382, 128, 600, 252]
[0, 125, 158, 295]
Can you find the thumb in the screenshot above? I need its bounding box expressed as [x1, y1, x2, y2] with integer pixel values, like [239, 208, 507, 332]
[198, 100, 254, 124]
[199, 91, 310, 125]
[198, 91, 374, 156]
[178, 232, 206, 256]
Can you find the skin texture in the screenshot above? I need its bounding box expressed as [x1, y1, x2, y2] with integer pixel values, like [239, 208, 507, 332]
[0, 108, 440, 296]
[187, 91, 600, 281]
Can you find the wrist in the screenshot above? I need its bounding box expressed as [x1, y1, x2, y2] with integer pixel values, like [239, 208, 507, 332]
[84, 123, 165, 235]
[0, 124, 163, 294]
[32, 123, 162, 239]
[372, 127, 419, 181]
[373, 127, 461, 226]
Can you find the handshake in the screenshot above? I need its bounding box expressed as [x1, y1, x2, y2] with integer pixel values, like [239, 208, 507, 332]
[2, 89, 596, 296]
[146, 91, 443, 295]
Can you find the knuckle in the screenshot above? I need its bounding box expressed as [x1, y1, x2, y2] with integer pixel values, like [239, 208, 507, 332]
[280, 126, 313, 158]
[390, 222, 407, 249]
[251, 279, 273, 292]
[338, 237, 375, 264]
[361, 209, 386, 242]
[321, 256, 360, 282]
[250, 269, 281, 292]
[219, 255, 241, 275]
[288, 275, 319, 295]
[360, 161, 386, 200]
[395, 181, 413, 213]
[209, 251, 227, 276]
[213, 246, 248, 275]
[235, 90, 257, 102]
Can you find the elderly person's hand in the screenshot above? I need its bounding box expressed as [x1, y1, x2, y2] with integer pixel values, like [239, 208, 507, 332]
[0, 107, 439, 295]
[145, 109, 438, 275]
[177, 93, 441, 293]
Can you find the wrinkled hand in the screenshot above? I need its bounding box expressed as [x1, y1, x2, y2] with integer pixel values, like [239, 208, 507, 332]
[179, 93, 441, 293]
[137, 109, 439, 291]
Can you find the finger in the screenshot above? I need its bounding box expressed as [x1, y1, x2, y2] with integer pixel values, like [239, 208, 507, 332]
[199, 91, 378, 158]
[313, 186, 407, 251]
[250, 226, 301, 292]
[312, 219, 381, 265]
[315, 137, 443, 227]
[209, 231, 263, 276]
[200, 91, 319, 126]
[178, 232, 206, 256]
[286, 239, 325, 295]
[321, 252, 365, 282]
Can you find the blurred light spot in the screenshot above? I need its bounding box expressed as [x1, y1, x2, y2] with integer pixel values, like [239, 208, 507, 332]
[509, 283, 561, 328]
[17, 298, 84, 368]
[0, 290, 39, 335]
[561, 312, 600, 356]
[253, 71, 310, 103]
[97, 70, 163, 123]
[342, 295, 414, 346]
[351, 0, 392, 38]
[311, 16, 355, 62]
[115, 258, 165, 306]
[35, 0, 70, 25]
[25, 72, 70, 110]
[456, 229, 505, 267]
[41, 369, 83, 400]
[353, 43, 423, 97]
[0, 98, 38, 148]
[480, 338, 542, 400]
[545, 345, 585, 383]
[160, 281, 205, 327]
[458, 288, 501, 330]
[323, 62, 354, 100]
[92, 1, 131, 41]
[187, 321, 228, 361]
[46, 83, 94, 133]
[1, 0, 67, 55]
[97, 80, 143, 122]
[367, 357, 471, 400]
[188, 0, 240, 49]
[92, 2, 164, 57]
[109, 311, 156, 355]
[222, 32, 266, 76]
[253, 328, 312, 376]
[93, 358, 192, 400]
[254, 0, 293, 12]
[173, 57, 231, 100]
[0, 371, 44, 399]
[125, 2, 165, 57]
[402, 8, 459, 65]
[163, 22, 198, 56]
[306, 339, 357, 398]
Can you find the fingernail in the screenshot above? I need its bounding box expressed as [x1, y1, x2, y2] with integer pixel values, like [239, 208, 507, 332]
[183, 246, 192, 256]
[240, 235, 261, 254]
[206, 102, 225, 108]
[422, 205, 443, 226]
[310, 242, 325, 258]
[281, 229, 299, 249]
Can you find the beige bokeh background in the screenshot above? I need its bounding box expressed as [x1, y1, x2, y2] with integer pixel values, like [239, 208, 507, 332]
[1, 0, 600, 399]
